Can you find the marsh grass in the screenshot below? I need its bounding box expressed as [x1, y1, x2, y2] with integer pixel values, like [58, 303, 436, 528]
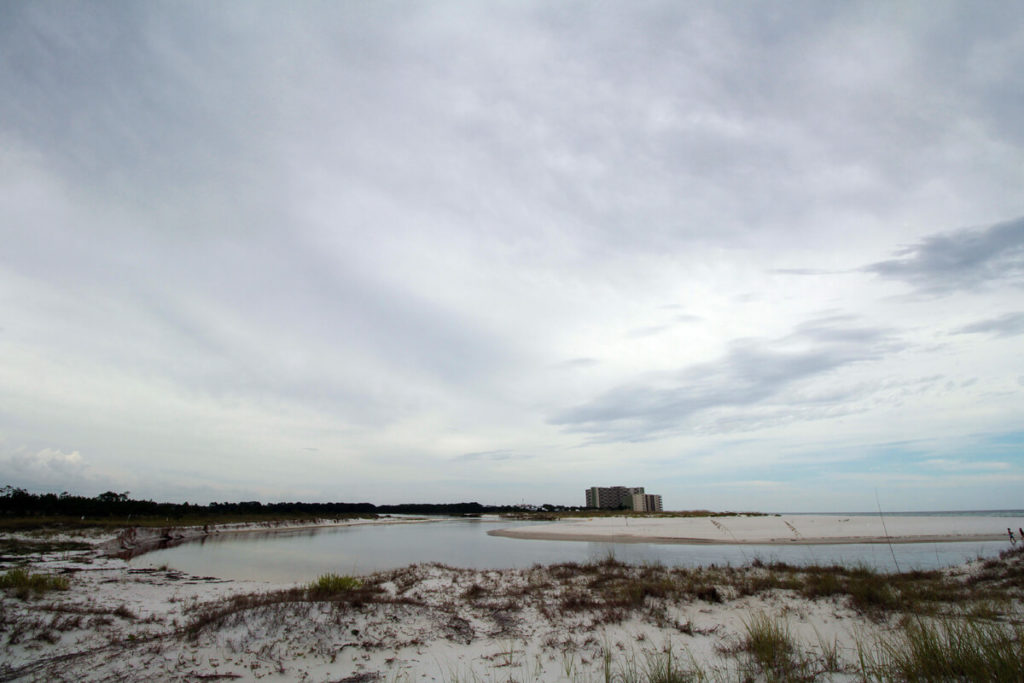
[0, 567, 69, 599]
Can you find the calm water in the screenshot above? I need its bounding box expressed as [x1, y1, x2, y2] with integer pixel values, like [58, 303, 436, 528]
[128, 518, 1012, 582]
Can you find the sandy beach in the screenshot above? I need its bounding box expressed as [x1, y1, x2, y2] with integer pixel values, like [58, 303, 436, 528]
[3, 518, 1023, 681]
[489, 514, 1024, 545]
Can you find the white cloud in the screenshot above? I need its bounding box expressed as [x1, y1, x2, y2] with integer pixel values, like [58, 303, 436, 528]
[1, 446, 89, 490]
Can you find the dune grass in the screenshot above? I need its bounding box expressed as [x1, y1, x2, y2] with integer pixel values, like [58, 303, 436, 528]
[741, 612, 798, 678]
[308, 572, 362, 595]
[0, 566, 70, 599]
[861, 615, 1024, 681]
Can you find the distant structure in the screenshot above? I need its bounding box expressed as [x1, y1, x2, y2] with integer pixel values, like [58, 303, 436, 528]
[632, 493, 663, 513]
[585, 486, 643, 509]
[585, 486, 663, 512]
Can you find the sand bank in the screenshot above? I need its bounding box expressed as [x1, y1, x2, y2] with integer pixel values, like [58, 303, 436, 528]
[489, 514, 1024, 545]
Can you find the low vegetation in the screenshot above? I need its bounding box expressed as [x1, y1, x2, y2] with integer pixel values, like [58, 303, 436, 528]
[861, 615, 1024, 681]
[308, 572, 362, 595]
[740, 612, 800, 678]
[0, 567, 70, 599]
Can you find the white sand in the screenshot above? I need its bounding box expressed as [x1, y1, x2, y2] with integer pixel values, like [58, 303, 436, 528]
[489, 514, 1024, 545]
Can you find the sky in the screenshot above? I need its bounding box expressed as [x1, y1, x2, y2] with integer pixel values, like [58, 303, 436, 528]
[2, 2, 1023, 512]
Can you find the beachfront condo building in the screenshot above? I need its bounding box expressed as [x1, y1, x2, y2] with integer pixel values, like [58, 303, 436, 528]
[585, 486, 646, 509]
[585, 486, 643, 509]
[585, 486, 665, 511]
[632, 493, 664, 513]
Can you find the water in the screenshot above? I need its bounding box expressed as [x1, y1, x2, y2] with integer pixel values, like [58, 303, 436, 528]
[128, 518, 1012, 582]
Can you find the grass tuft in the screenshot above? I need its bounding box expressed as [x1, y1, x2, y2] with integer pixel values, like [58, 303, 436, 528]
[864, 616, 1024, 681]
[741, 612, 798, 679]
[308, 572, 362, 596]
[0, 567, 70, 599]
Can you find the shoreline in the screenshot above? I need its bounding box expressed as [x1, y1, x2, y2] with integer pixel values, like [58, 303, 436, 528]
[102, 515, 447, 559]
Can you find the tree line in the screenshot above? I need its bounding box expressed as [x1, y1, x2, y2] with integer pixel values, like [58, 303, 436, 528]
[0, 486, 568, 520]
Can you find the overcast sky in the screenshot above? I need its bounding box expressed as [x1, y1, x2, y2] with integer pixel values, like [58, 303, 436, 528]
[2, 2, 1023, 511]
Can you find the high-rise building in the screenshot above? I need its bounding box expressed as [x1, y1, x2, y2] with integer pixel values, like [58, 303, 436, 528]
[631, 493, 663, 512]
[585, 486, 646, 509]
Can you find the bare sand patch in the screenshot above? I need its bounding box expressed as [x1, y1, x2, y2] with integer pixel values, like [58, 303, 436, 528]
[489, 514, 1022, 545]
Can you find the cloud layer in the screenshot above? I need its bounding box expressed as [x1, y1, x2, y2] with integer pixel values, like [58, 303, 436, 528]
[2, 2, 1023, 510]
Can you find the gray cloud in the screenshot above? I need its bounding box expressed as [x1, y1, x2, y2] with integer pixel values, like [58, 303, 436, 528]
[953, 312, 1024, 338]
[865, 216, 1024, 294]
[551, 317, 898, 442]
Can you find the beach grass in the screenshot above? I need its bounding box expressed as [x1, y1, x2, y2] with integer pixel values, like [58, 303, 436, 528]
[308, 572, 363, 595]
[860, 615, 1024, 681]
[0, 566, 70, 599]
[740, 612, 798, 678]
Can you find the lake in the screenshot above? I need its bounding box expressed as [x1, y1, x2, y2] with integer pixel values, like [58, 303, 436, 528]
[127, 518, 1010, 582]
